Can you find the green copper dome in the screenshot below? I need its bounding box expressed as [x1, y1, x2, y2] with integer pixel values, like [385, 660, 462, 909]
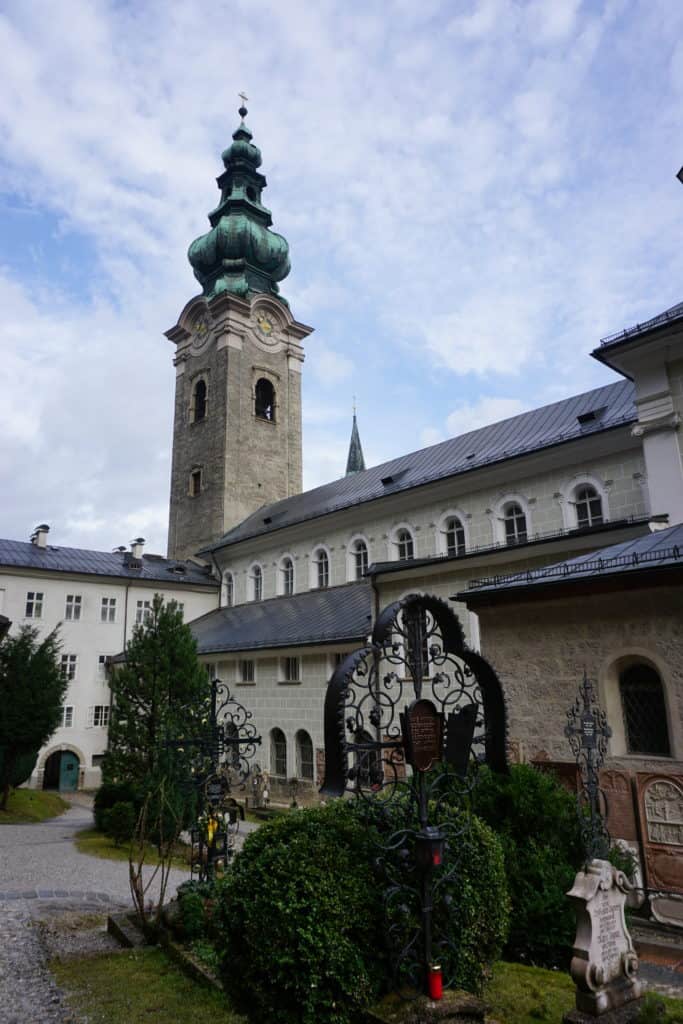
[188, 106, 291, 303]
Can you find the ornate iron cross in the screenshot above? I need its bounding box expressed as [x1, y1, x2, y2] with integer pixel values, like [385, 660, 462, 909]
[565, 672, 612, 862]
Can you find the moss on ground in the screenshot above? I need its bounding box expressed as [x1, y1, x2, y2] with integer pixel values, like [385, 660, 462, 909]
[51, 947, 246, 1023]
[74, 827, 190, 870]
[0, 788, 69, 824]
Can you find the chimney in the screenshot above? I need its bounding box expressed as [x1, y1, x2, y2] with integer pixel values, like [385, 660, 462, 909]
[130, 537, 145, 560]
[31, 524, 50, 549]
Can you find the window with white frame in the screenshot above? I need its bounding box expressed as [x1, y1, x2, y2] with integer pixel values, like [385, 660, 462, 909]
[249, 564, 263, 602]
[65, 594, 82, 621]
[60, 705, 74, 728]
[350, 538, 369, 580]
[239, 659, 255, 683]
[97, 654, 108, 677]
[281, 656, 301, 683]
[313, 548, 329, 589]
[136, 600, 152, 625]
[575, 485, 604, 528]
[224, 572, 234, 607]
[281, 557, 294, 596]
[296, 730, 314, 781]
[61, 654, 77, 680]
[443, 516, 466, 556]
[88, 705, 110, 728]
[25, 591, 44, 619]
[503, 503, 527, 545]
[395, 527, 414, 561]
[101, 597, 117, 623]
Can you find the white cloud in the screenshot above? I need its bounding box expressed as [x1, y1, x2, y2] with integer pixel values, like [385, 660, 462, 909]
[446, 397, 530, 437]
[310, 346, 354, 386]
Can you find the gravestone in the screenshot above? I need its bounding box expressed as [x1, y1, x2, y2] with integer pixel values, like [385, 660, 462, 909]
[563, 860, 643, 1023]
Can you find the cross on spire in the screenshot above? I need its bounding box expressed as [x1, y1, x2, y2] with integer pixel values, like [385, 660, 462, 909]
[238, 91, 249, 119]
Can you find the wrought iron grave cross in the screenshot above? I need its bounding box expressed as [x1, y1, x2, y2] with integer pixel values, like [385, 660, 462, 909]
[565, 672, 612, 862]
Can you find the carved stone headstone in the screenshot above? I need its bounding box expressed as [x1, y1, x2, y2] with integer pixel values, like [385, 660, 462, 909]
[563, 860, 643, 1023]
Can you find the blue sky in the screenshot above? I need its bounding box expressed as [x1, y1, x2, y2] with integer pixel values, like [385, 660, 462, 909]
[1, 0, 682, 554]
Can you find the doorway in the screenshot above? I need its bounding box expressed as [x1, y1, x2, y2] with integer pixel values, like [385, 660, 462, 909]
[42, 750, 80, 791]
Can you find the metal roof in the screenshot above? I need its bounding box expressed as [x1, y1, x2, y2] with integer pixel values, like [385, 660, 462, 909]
[203, 379, 636, 552]
[0, 539, 217, 587]
[598, 300, 683, 348]
[460, 523, 683, 598]
[190, 581, 372, 654]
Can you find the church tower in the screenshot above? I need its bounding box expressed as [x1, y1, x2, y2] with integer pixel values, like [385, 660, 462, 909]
[166, 102, 313, 561]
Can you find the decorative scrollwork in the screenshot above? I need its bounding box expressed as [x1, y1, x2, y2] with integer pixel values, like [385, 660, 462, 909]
[565, 672, 612, 862]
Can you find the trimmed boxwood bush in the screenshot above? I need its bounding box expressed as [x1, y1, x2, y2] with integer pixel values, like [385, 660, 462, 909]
[102, 800, 137, 846]
[214, 799, 509, 1024]
[469, 764, 584, 968]
[94, 780, 141, 831]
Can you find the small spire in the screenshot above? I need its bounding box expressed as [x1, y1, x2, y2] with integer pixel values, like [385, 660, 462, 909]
[238, 90, 249, 120]
[345, 404, 366, 476]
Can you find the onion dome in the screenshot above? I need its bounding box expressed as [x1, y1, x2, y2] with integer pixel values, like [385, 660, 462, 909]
[188, 102, 291, 303]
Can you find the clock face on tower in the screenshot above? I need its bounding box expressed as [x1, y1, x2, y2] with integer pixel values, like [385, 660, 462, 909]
[192, 314, 210, 350]
[256, 313, 274, 337]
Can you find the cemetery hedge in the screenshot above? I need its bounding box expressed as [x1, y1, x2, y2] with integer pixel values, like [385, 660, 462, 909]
[213, 799, 508, 1024]
[469, 764, 584, 968]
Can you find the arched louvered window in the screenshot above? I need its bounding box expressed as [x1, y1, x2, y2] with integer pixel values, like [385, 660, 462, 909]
[271, 728, 287, 777]
[575, 485, 603, 528]
[255, 378, 275, 421]
[444, 516, 466, 556]
[620, 664, 671, 756]
[296, 729, 314, 781]
[192, 378, 207, 422]
[503, 503, 527, 545]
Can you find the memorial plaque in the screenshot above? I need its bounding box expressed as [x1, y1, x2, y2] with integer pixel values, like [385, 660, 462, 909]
[636, 773, 683, 927]
[401, 699, 443, 773]
[565, 859, 642, 1020]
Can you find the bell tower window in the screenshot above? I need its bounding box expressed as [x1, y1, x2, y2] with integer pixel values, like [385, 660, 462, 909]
[192, 378, 207, 423]
[255, 378, 275, 421]
[190, 469, 202, 497]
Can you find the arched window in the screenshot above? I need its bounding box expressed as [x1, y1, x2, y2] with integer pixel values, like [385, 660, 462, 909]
[255, 378, 275, 421]
[249, 564, 263, 602]
[313, 548, 329, 589]
[575, 485, 603, 528]
[444, 516, 466, 556]
[351, 538, 369, 580]
[280, 557, 294, 596]
[296, 730, 314, 781]
[271, 728, 287, 777]
[223, 572, 234, 608]
[619, 664, 671, 756]
[192, 378, 207, 422]
[503, 503, 527, 545]
[395, 527, 414, 561]
[354, 729, 382, 790]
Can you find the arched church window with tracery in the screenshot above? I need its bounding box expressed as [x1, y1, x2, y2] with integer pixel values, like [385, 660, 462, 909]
[620, 663, 671, 757]
[395, 528, 414, 561]
[255, 378, 275, 421]
[352, 538, 369, 579]
[313, 548, 329, 589]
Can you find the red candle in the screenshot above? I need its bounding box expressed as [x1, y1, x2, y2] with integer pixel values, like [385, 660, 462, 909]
[428, 964, 443, 1000]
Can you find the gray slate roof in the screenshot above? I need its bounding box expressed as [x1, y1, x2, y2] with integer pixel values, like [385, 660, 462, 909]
[460, 523, 683, 598]
[202, 378, 636, 552]
[190, 581, 372, 654]
[0, 539, 216, 587]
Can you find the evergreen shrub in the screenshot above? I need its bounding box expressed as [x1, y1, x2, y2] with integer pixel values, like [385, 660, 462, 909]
[94, 780, 140, 832]
[213, 799, 509, 1024]
[103, 800, 137, 846]
[469, 764, 584, 968]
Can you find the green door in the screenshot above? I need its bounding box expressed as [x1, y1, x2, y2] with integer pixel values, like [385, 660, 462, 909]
[59, 751, 79, 791]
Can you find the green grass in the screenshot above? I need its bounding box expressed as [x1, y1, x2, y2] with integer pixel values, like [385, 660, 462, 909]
[484, 962, 683, 1024]
[51, 947, 246, 1023]
[0, 788, 69, 823]
[74, 828, 191, 870]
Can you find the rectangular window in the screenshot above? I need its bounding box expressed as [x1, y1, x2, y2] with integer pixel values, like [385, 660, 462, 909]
[239, 659, 255, 683]
[97, 654, 108, 676]
[135, 600, 152, 625]
[101, 597, 117, 623]
[65, 594, 82, 621]
[25, 591, 44, 619]
[190, 469, 202, 496]
[60, 705, 74, 728]
[61, 654, 77, 680]
[91, 754, 105, 767]
[89, 705, 110, 728]
[281, 656, 301, 683]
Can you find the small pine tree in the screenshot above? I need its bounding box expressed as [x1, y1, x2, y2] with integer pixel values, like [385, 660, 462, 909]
[0, 626, 66, 810]
[102, 594, 210, 796]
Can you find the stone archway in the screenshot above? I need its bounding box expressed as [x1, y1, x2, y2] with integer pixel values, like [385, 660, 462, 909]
[41, 747, 82, 791]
